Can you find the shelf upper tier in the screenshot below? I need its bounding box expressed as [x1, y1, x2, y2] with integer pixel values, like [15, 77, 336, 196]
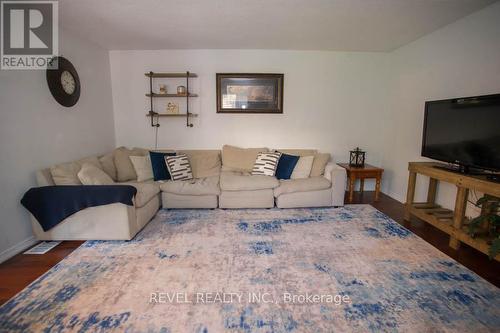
[146, 93, 198, 97]
[144, 72, 198, 78]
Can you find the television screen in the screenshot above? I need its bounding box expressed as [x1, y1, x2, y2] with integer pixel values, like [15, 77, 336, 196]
[422, 94, 500, 172]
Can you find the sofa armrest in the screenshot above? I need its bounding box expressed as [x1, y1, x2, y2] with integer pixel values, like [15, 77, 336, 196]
[324, 163, 346, 206]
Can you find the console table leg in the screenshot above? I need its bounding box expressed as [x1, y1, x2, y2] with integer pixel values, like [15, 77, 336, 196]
[427, 178, 438, 204]
[449, 187, 469, 250]
[404, 171, 417, 221]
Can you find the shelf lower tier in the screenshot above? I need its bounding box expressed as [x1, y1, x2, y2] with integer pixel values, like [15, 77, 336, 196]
[408, 203, 499, 261]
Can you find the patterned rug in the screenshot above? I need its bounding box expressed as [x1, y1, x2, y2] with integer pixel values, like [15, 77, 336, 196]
[1, 205, 499, 332]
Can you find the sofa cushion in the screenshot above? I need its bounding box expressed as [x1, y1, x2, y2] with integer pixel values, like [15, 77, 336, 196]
[50, 156, 101, 185]
[310, 153, 331, 177]
[274, 177, 331, 197]
[275, 153, 300, 180]
[126, 182, 160, 208]
[98, 152, 117, 181]
[77, 163, 114, 185]
[160, 175, 220, 196]
[291, 155, 314, 179]
[114, 147, 148, 182]
[222, 145, 267, 172]
[220, 171, 279, 191]
[177, 150, 221, 178]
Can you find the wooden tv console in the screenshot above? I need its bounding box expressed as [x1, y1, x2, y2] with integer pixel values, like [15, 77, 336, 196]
[404, 162, 500, 261]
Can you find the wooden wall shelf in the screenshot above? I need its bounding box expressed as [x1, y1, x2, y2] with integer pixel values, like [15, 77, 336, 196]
[146, 71, 198, 128]
[145, 72, 198, 78]
[404, 162, 500, 261]
[146, 93, 198, 98]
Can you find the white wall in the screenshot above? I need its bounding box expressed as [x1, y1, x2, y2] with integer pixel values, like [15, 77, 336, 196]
[381, 2, 500, 215]
[110, 49, 390, 172]
[0, 28, 115, 261]
[110, 1, 500, 216]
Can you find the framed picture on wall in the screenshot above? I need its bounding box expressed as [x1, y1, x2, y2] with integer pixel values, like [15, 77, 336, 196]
[216, 73, 284, 113]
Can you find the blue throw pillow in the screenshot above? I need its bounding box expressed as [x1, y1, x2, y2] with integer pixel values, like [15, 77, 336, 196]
[275, 153, 300, 180]
[150, 151, 176, 181]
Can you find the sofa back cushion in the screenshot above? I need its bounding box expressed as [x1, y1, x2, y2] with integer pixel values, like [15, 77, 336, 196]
[278, 149, 317, 157]
[222, 145, 268, 172]
[50, 156, 101, 185]
[114, 147, 148, 182]
[177, 150, 221, 178]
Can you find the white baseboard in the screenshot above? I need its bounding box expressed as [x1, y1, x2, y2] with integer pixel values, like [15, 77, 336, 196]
[0, 236, 38, 264]
[384, 191, 405, 204]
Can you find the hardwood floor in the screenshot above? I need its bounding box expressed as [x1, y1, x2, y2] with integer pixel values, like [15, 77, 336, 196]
[0, 192, 498, 305]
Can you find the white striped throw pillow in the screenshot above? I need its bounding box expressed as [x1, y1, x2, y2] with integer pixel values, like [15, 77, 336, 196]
[251, 152, 282, 176]
[164, 154, 193, 181]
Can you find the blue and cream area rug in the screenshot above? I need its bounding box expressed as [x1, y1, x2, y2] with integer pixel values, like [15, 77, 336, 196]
[1, 205, 499, 332]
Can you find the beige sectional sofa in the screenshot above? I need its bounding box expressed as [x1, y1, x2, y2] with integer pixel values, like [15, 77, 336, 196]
[31, 145, 346, 241]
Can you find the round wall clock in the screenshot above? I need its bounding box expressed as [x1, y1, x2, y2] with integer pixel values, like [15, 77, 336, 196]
[46, 56, 81, 107]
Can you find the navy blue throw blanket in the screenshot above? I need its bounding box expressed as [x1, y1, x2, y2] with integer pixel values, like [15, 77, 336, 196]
[21, 185, 137, 232]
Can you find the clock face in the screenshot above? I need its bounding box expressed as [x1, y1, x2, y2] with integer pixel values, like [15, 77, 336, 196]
[60, 70, 76, 95]
[46, 56, 81, 107]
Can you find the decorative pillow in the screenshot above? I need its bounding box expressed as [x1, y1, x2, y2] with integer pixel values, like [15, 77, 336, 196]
[150, 151, 176, 181]
[221, 145, 268, 172]
[310, 153, 331, 177]
[275, 153, 300, 180]
[165, 154, 193, 181]
[129, 155, 154, 182]
[114, 147, 148, 182]
[77, 163, 114, 185]
[252, 152, 281, 176]
[291, 155, 314, 179]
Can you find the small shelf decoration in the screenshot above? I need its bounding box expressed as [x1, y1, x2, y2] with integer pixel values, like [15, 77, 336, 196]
[145, 71, 198, 127]
[349, 147, 366, 167]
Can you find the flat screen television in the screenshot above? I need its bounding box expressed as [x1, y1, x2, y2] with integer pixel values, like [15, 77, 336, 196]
[421, 93, 500, 173]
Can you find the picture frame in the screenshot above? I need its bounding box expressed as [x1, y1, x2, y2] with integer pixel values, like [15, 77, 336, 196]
[216, 73, 284, 114]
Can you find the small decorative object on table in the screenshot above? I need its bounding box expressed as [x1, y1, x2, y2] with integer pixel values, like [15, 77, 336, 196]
[349, 147, 365, 167]
[166, 102, 179, 114]
[338, 163, 383, 203]
[158, 84, 167, 95]
[177, 85, 187, 95]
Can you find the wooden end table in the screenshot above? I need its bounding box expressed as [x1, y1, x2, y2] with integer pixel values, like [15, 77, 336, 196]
[337, 163, 384, 203]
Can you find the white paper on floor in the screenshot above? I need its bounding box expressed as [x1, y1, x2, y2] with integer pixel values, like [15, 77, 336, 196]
[24, 241, 61, 255]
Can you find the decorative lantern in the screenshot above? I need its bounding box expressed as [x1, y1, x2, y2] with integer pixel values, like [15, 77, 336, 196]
[349, 147, 365, 167]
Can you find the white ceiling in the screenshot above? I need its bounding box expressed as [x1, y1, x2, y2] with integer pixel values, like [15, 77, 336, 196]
[59, 0, 497, 51]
